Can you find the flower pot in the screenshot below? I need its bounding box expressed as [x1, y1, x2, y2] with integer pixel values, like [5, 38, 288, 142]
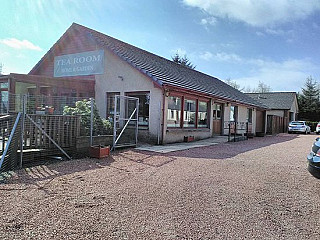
[184, 136, 195, 142]
[45, 107, 54, 114]
[89, 145, 110, 159]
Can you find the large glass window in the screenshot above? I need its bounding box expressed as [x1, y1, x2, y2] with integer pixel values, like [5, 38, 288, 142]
[167, 96, 181, 127]
[198, 101, 208, 127]
[183, 99, 196, 127]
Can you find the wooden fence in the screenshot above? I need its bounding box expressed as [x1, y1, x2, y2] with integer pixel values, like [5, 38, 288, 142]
[266, 115, 286, 135]
[24, 114, 81, 149]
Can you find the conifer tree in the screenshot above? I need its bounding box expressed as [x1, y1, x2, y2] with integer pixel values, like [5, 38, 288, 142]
[298, 76, 320, 121]
[172, 53, 196, 69]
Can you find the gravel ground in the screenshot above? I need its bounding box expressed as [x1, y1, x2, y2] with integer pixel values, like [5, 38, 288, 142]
[0, 134, 320, 239]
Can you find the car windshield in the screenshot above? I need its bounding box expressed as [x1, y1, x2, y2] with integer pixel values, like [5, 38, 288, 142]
[291, 121, 305, 125]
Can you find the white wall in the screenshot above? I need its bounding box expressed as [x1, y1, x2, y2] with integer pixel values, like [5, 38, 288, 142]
[94, 49, 163, 142]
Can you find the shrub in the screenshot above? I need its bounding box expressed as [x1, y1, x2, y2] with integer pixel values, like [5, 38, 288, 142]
[63, 99, 112, 136]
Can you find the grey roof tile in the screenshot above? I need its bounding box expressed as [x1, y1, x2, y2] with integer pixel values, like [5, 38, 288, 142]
[246, 92, 297, 110]
[45, 23, 268, 108]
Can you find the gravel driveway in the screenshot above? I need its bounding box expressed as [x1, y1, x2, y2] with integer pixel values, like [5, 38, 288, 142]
[1, 134, 320, 239]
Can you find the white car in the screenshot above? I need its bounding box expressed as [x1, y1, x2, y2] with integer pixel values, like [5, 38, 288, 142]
[316, 122, 320, 134]
[288, 121, 311, 134]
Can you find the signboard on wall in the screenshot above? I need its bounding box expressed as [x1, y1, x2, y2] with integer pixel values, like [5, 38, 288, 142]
[54, 50, 104, 77]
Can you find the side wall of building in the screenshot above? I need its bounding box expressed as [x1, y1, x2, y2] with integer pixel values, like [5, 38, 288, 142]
[95, 48, 164, 143]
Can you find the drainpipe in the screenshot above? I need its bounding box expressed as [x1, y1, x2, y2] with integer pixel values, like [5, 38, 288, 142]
[161, 88, 166, 145]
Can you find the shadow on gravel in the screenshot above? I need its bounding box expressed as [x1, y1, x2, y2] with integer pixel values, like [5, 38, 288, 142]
[135, 134, 301, 160]
[2, 157, 115, 185]
[166, 134, 300, 159]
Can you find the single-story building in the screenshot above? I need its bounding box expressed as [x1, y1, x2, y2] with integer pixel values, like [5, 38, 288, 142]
[1, 23, 268, 144]
[246, 92, 298, 134]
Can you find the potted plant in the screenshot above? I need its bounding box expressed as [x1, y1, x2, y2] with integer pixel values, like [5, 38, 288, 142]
[89, 145, 110, 159]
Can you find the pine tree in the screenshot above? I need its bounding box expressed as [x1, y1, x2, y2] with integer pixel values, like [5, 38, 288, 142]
[298, 76, 320, 121]
[172, 53, 196, 69]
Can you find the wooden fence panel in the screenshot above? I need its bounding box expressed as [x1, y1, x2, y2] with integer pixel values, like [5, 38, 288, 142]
[24, 114, 80, 150]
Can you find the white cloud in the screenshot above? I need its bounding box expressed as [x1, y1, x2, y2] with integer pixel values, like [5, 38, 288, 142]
[233, 58, 317, 91]
[199, 51, 214, 60]
[0, 38, 42, 51]
[214, 52, 242, 62]
[200, 16, 217, 26]
[183, 0, 320, 27]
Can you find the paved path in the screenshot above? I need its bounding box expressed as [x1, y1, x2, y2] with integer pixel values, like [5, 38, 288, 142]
[136, 136, 229, 153]
[0, 134, 319, 239]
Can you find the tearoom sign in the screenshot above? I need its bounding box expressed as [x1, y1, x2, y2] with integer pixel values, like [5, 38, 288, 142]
[54, 50, 104, 77]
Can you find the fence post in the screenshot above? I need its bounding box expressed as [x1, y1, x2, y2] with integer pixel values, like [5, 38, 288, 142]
[90, 98, 94, 147]
[19, 94, 26, 168]
[234, 122, 236, 142]
[246, 122, 248, 140]
[228, 122, 231, 142]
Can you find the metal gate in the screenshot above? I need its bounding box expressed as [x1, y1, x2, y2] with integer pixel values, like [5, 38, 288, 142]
[112, 95, 139, 150]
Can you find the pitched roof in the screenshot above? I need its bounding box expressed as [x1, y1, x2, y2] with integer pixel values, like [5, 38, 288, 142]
[246, 92, 297, 110]
[31, 23, 266, 108]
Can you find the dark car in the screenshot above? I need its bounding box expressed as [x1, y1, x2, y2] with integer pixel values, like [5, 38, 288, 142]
[307, 137, 320, 179]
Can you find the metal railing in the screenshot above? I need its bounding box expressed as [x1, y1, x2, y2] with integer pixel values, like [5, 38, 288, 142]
[224, 121, 252, 142]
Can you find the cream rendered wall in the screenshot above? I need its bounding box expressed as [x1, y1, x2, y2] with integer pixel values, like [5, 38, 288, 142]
[223, 105, 231, 135]
[223, 105, 257, 135]
[251, 109, 257, 134]
[290, 95, 298, 120]
[94, 49, 163, 142]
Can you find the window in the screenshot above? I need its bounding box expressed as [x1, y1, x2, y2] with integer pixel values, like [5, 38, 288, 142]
[0, 81, 9, 114]
[198, 101, 208, 127]
[213, 104, 222, 120]
[167, 96, 181, 127]
[167, 95, 209, 128]
[126, 92, 150, 126]
[183, 99, 196, 127]
[230, 106, 238, 122]
[247, 108, 253, 123]
[106, 92, 120, 121]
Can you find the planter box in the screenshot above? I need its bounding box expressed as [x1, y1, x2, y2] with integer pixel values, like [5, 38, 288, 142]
[89, 145, 110, 159]
[184, 136, 195, 142]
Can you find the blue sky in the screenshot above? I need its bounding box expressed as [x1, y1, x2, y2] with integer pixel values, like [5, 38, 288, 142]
[1, 0, 320, 92]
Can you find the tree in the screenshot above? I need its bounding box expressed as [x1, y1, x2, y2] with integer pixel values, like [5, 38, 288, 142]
[172, 53, 196, 69]
[252, 81, 272, 93]
[224, 78, 244, 91]
[298, 76, 320, 121]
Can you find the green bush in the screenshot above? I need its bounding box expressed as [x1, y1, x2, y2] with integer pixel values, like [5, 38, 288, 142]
[63, 99, 112, 136]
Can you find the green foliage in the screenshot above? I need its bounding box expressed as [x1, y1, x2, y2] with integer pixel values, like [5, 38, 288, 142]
[298, 76, 320, 121]
[63, 99, 112, 135]
[172, 53, 196, 69]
